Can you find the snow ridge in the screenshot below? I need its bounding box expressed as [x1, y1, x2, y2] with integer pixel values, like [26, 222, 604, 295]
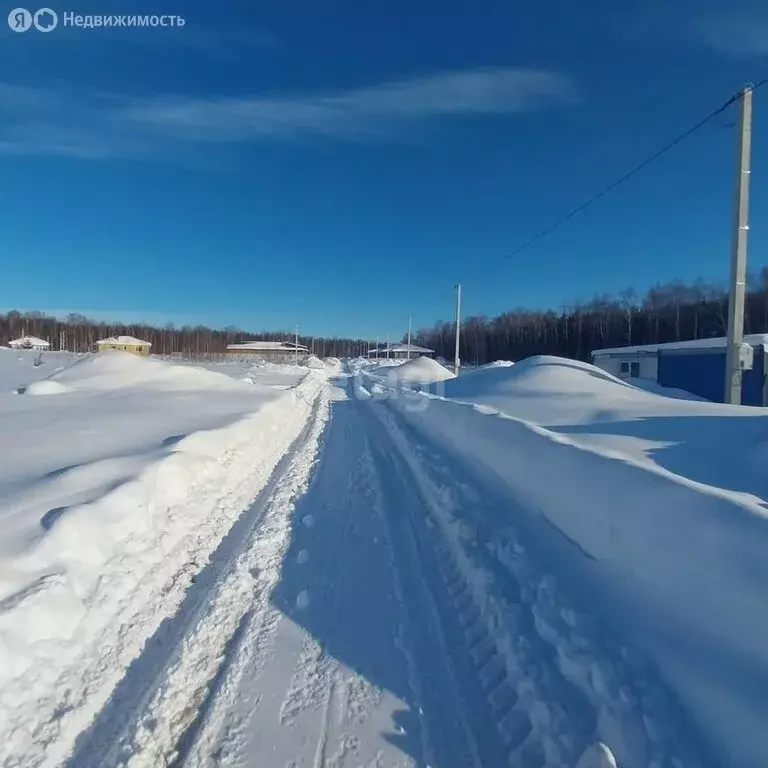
[66, 385, 330, 767]
[1, 372, 326, 768]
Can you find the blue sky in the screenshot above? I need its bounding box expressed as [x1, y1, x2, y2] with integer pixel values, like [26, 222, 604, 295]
[1, 0, 768, 338]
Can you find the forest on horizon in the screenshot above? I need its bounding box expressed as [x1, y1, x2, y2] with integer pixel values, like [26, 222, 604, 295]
[414, 270, 768, 365]
[3, 270, 768, 365]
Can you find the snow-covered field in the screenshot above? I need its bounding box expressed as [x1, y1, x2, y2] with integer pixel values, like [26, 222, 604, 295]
[0, 350, 325, 766]
[2, 350, 767, 767]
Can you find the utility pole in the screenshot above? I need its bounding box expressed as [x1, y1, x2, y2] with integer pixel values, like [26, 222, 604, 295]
[375, 335, 379, 360]
[407, 315, 412, 360]
[295, 324, 299, 366]
[454, 283, 462, 376]
[386, 334, 390, 360]
[725, 84, 754, 405]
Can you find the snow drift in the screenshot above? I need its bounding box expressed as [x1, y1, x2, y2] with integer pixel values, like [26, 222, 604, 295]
[442, 355, 689, 425]
[0, 352, 326, 766]
[22, 350, 251, 394]
[300, 354, 325, 370]
[387, 358, 768, 766]
[371, 356, 455, 384]
[443, 355, 768, 501]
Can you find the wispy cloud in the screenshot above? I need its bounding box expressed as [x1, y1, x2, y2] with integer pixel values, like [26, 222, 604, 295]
[694, 9, 768, 56]
[122, 68, 577, 141]
[0, 67, 577, 159]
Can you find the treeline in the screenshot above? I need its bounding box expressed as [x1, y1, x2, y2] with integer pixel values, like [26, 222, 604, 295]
[415, 271, 768, 366]
[0, 310, 373, 359]
[6, 271, 768, 365]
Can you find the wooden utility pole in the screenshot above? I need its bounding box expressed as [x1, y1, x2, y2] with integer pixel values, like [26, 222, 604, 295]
[725, 84, 754, 405]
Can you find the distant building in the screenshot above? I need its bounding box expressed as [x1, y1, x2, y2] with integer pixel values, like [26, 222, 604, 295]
[367, 343, 435, 360]
[226, 340, 309, 363]
[8, 335, 50, 351]
[591, 334, 768, 405]
[96, 336, 152, 356]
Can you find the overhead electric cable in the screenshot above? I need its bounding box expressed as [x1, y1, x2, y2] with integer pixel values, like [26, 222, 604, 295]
[507, 80, 768, 259]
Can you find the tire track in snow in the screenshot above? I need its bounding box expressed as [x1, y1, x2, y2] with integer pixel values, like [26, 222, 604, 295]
[312, 677, 335, 768]
[180, 379, 419, 768]
[360, 410, 485, 768]
[367, 413, 531, 766]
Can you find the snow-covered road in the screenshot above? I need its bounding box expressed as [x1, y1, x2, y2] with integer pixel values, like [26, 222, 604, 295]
[60, 372, 711, 768]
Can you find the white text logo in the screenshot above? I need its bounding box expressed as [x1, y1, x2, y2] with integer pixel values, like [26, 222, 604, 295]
[7, 8, 184, 31]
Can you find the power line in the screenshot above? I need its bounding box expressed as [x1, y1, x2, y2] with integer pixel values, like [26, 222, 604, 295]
[507, 80, 768, 259]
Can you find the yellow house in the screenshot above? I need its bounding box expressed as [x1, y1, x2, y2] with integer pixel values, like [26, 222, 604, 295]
[96, 335, 152, 356]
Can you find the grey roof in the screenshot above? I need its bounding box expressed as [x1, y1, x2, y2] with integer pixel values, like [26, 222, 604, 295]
[592, 333, 768, 357]
[368, 343, 434, 356]
[227, 341, 309, 352]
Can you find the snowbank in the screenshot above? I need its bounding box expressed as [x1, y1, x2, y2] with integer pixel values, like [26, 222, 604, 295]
[366, 358, 403, 370]
[372, 356, 455, 384]
[32, 350, 251, 393]
[0, 352, 326, 766]
[443, 356, 768, 501]
[627, 378, 706, 401]
[24, 380, 70, 395]
[388, 392, 768, 767]
[444, 355, 664, 425]
[478, 360, 515, 369]
[157, 356, 309, 391]
[300, 354, 325, 370]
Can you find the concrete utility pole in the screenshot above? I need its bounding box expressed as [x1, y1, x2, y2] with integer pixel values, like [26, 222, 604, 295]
[454, 283, 462, 376]
[295, 324, 300, 366]
[375, 335, 379, 360]
[725, 84, 754, 405]
[407, 315, 412, 360]
[386, 334, 390, 360]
